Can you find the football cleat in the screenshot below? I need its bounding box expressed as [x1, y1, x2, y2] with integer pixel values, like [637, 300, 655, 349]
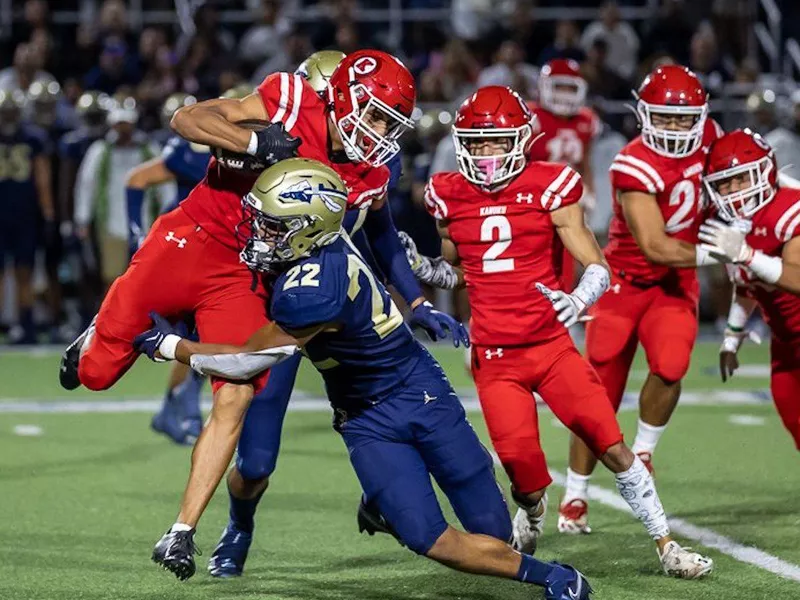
[512, 492, 547, 554]
[636, 451, 655, 475]
[151, 394, 193, 446]
[544, 563, 593, 600]
[208, 522, 252, 578]
[557, 498, 592, 535]
[152, 528, 200, 581]
[357, 496, 404, 546]
[658, 540, 714, 579]
[59, 317, 95, 390]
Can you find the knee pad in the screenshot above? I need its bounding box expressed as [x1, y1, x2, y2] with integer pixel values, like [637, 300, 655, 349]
[585, 316, 636, 365]
[459, 499, 512, 543]
[390, 509, 447, 555]
[648, 349, 691, 384]
[236, 448, 279, 481]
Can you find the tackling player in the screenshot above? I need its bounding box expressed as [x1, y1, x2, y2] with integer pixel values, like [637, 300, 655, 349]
[557, 66, 725, 534]
[528, 59, 600, 291]
[698, 129, 800, 450]
[406, 85, 713, 578]
[133, 158, 593, 600]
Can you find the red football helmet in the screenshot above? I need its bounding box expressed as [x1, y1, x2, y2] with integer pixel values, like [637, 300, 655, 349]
[327, 49, 416, 167]
[703, 129, 777, 221]
[635, 65, 708, 158]
[538, 59, 586, 117]
[453, 86, 534, 188]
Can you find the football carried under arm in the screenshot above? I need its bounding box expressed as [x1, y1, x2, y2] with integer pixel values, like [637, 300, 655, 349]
[621, 190, 719, 267]
[133, 314, 319, 380]
[700, 220, 800, 294]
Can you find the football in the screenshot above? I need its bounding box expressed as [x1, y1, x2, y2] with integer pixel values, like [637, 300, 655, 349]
[213, 119, 272, 173]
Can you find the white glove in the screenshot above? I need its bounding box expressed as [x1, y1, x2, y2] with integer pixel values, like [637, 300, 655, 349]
[535, 283, 593, 328]
[398, 230, 460, 290]
[698, 219, 754, 264]
[398, 230, 423, 270]
[720, 327, 762, 353]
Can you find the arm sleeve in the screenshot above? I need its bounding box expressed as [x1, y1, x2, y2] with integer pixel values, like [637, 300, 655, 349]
[74, 141, 101, 226]
[362, 200, 424, 305]
[189, 345, 298, 380]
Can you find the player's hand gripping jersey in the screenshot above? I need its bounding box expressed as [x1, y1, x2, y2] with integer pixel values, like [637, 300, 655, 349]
[425, 161, 583, 346]
[605, 117, 723, 292]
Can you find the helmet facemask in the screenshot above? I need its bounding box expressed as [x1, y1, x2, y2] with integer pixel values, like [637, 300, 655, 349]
[540, 76, 586, 117]
[637, 100, 707, 158]
[332, 81, 414, 167]
[703, 156, 776, 221]
[453, 124, 532, 189]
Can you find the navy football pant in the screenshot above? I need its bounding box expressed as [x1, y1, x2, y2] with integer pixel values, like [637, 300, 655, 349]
[235, 353, 302, 480]
[341, 351, 512, 555]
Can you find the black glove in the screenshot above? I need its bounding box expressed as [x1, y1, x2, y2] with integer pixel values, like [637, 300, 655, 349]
[254, 122, 301, 165]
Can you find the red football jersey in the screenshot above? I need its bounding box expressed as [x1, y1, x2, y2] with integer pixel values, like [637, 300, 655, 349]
[527, 102, 600, 170]
[604, 119, 723, 285]
[425, 162, 583, 346]
[181, 72, 390, 249]
[727, 187, 800, 342]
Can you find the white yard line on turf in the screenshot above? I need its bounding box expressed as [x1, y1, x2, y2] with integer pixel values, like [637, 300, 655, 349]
[491, 451, 800, 583]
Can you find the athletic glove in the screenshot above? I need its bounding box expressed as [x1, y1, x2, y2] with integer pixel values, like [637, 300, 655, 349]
[133, 312, 180, 362]
[252, 122, 302, 166]
[410, 301, 470, 348]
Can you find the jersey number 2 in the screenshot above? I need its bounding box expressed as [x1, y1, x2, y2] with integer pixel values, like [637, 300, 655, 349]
[664, 180, 697, 234]
[481, 216, 514, 273]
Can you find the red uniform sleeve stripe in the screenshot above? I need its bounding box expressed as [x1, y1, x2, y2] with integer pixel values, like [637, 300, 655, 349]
[284, 74, 304, 132]
[549, 172, 581, 210]
[425, 181, 448, 219]
[609, 163, 657, 194]
[775, 200, 800, 241]
[613, 154, 664, 191]
[270, 72, 291, 124]
[540, 165, 574, 210]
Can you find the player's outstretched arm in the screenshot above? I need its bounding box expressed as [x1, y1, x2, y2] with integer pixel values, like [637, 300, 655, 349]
[719, 291, 760, 382]
[170, 94, 267, 154]
[621, 191, 718, 267]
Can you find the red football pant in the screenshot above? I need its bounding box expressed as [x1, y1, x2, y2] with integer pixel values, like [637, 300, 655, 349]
[471, 333, 623, 494]
[78, 207, 270, 393]
[771, 338, 800, 451]
[585, 276, 698, 411]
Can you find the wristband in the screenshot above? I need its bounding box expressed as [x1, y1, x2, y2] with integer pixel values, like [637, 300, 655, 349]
[246, 131, 259, 156]
[746, 251, 783, 284]
[159, 334, 181, 361]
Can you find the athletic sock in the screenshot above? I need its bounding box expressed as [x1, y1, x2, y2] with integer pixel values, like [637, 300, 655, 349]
[563, 468, 591, 503]
[515, 553, 553, 585]
[614, 456, 669, 539]
[631, 419, 666, 455]
[229, 486, 266, 534]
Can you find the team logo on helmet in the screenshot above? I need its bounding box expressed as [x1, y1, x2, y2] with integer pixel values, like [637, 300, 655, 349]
[278, 180, 346, 213]
[353, 56, 378, 75]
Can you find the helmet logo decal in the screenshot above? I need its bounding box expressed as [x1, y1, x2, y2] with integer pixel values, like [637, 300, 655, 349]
[278, 180, 346, 213]
[353, 56, 377, 75]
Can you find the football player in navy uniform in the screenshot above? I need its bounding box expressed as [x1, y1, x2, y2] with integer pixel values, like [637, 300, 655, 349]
[134, 158, 592, 600]
[0, 88, 54, 343]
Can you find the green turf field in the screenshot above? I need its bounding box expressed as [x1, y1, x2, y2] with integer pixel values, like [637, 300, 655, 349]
[1, 341, 798, 600]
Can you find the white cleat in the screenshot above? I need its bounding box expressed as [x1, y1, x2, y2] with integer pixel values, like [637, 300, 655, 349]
[512, 492, 547, 554]
[658, 540, 714, 579]
[557, 498, 592, 535]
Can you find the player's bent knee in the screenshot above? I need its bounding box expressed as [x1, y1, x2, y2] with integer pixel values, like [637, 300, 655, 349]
[78, 357, 118, 391]
[212, 383, 255, 416]
[236, 450, 279, 481]
[493, 440, 551, 495]
[462, 509, 512, 543]
[649, 357, 689, 385]
[400, 518, 448, 556]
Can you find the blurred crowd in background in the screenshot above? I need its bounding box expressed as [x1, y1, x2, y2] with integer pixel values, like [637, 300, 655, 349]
[2, 0, 800, 344]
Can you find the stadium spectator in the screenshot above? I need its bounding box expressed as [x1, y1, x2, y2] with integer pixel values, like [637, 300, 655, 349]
[251, 28, 313, 85]
[418, 38, 479, 103]
[0, 42, 56, 91]
[537, 19, 585, 66]
[238, 0, 293, 70]
[688, 24, 727, 96]
[74, 99, 168, 291]
[84, 38, 142, 95]
[97, 0, 136, 50]
[642, 0, 694, 65]
[477, 40, 538, 99]
[745, 89, 779, 135]
[765, 91, 800, 181]
[500, 0, 552, 66]
[582, 38, 629, 101]
[580, 1, 640, 81]
[176, 3, 236, 62]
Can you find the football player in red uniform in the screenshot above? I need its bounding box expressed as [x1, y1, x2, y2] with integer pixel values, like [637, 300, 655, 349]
[408, 85, 713, 578]
[59, 50, 443, 579]
[558, 66, 725, 534]
[528, 59, 601, 292]
[699, 129, 800, 451]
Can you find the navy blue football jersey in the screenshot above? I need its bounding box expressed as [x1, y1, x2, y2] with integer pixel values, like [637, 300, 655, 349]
[162, 135, 210, 209]
[0, 124, 48, 213]
[58, 128, 102, 164]
[270, 236, 421, 409]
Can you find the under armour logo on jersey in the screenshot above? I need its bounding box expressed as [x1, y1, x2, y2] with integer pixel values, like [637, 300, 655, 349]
[485, 348, 504, 360]
[516, 193, 535, 204]
[754, 226, 768, 236]
[423, 391, 437, 404]
[165, 231, 187, 248]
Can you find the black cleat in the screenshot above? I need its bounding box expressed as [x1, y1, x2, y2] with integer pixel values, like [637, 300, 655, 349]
[357, 496, 404, 547]
[59, 318, 95, 390]
[152, 528, 201, 581]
